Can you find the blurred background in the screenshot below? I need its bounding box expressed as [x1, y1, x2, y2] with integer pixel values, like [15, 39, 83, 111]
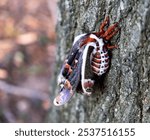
[0, 0, 57, 122]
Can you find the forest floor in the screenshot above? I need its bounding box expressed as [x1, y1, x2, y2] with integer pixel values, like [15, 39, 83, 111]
[0, 0, 57, 122]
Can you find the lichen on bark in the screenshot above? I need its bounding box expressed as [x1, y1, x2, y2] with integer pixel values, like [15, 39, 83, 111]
[48, 0, 150, 123]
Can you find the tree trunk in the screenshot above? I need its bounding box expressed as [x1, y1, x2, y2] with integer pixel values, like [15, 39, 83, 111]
[48, 0, 150, 123]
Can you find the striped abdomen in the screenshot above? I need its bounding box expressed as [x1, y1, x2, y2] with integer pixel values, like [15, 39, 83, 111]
[91, 46, 109, 76]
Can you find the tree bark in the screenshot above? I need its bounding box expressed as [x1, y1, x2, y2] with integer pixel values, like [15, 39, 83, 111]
[48, 0, 150, 123]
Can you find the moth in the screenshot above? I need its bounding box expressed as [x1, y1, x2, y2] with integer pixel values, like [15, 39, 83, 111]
[54, 16, 120, 106]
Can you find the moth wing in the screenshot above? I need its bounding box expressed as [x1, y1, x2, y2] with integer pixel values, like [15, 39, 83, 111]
[54, 53, 83, 106]
[80, 43, 95, 94]
[54, 34, 91, 106]
[68, 51, 83, 89]
[53, 88, 74, 106]
[57, 34, 89, 82]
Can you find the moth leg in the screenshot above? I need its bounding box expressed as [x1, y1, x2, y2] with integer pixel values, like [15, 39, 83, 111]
[106, 44, 118, 49]
[100, 16, 109, 34]
[105, 28, 120, 40]
[102, 22, 118, 39]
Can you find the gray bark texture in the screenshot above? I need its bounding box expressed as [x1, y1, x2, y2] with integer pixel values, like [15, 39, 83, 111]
[48, 0, 150, 123]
